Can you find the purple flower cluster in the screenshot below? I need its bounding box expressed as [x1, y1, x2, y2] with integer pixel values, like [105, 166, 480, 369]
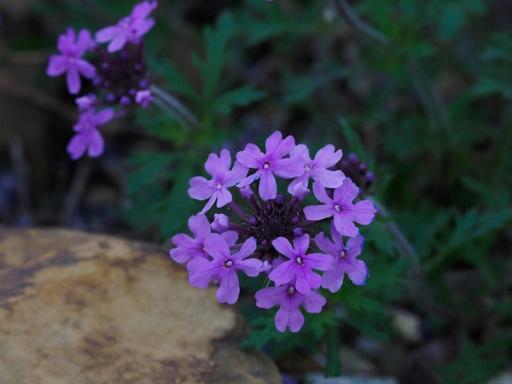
[170, 131, 377, 333]
[46, 1, 157, 160]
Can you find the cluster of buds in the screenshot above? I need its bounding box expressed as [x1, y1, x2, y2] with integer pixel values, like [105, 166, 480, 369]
[169, 131, 377, 332]
[46, 1, 157, 159]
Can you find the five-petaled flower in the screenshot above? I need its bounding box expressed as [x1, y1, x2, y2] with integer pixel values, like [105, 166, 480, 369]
[187, 234, 262, 304]
[304, 179, 377, 237]
[316, 227, 367, 293]
[95, 0, 157, 52]
[288, 144, 345, 196]
[237, 131, 304, 201]
[188, 149, 248, 214]
[269, 234, 333, 293]
[255, 283, 326, 332]
[47, 28, 96, 94]
[170, 214, 237, 264]
[67, 108, 114, 160]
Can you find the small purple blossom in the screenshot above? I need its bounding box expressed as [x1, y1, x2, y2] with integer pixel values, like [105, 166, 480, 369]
[76, 94, 96, 110]
[255, 284, 326, 332]
[47, 28, 96, 94]
[237, 131, 304, 201]
[268, 234, 333, 293]
[316, 227, 367, 293]
[187, 235, 262, 304]
[288, 144, 345, 196]
[95, 1, 157, 52]
[135, 89, 152, 107]
[188, 149, 248, 214]
[67, 108, 114, 160]
[304, 179, 377, 237]
[170, 214, 237, 264]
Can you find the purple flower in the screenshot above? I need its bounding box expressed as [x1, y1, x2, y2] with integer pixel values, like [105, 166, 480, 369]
[268, 234, 333, 293]
[255, 284, 326, 332]
[170, 214, 237, 264]
[304, 179, 377, 237]
[47, 28, 96, 94]
[75, 94, 96, 110]
[288, 144, 345, 196]
[95, 1, 157, 52]
[135, 89, 152, 107]
[67, 108, 114, 160]
[237, 131, 304, 201]
[188, 149, 248, 214]
[187, 235, 262, 304]
[316, 227, 367, 293]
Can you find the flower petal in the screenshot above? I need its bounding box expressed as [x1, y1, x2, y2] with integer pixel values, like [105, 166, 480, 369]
[305, 253, 333, 271]
[204, 233, 230, 261]
[46, 55, 68, 76]
[236, 144, 264, 168]
[268, 260, 296, 285]
[188, 214, 211, 238]
[272, 237, 295, 258]
[333, 178, 359, 204]
[216, 270, 240, 304]
[312, 169, 345, 189]
[302, 290, 326, 313]
[188, 176, 213, 200]
[314, 144, 342, 168]
[255, 286, 287, 309]
[273, 158, 305, 178]
[258, 171, 277, 201]
[349, 200, 377, 225]
[346, 259, 368, 285]
[312, 182, 331, 204]
[333, 214, 359, 237]
[303, 204, 332, 221]
[95, 26, 117, 43]
[66, 68, 81, 94]
[293, 234, 310, 256]
[86, 129, 104, 158]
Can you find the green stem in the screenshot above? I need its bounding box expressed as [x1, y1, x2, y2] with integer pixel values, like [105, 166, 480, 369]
[324, 324, 341, 377]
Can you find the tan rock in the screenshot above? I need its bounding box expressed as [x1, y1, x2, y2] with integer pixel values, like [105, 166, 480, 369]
[0, 229, 280, 384]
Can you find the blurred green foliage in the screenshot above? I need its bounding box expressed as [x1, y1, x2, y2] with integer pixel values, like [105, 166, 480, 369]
[23, 0, 512, 381]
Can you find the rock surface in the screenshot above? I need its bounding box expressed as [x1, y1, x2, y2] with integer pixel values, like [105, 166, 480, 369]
[0, 228, 280, 384]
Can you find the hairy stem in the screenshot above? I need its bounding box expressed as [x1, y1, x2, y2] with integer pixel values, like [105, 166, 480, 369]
[150, 85, 199, 129]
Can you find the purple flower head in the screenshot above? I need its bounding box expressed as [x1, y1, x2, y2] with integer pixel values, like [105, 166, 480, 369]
[237, 131, 304, 201]
[304, 179, 377, 237]
[316, 226, 367, 293]
[288, 144, 345, 196]
[268, 234, 333, 293]
[66, 108, 114, 160]
[187, 235, 262, 304]
[95, 1, 157, 52]
[188, 149, 248, 214]
[169, 132, 377, 333]
[47, 28, 96, 94]
[255, 284, 326, 332]
[170, 214, 237, 264]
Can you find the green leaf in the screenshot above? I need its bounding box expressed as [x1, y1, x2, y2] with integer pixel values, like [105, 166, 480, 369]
[214, 86, 265, 115]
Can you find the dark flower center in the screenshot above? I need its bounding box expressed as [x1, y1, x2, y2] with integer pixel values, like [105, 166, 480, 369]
[234, 194, 315, 261]
[224, 259, 233, 268]
[94, 45, 150, 106]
